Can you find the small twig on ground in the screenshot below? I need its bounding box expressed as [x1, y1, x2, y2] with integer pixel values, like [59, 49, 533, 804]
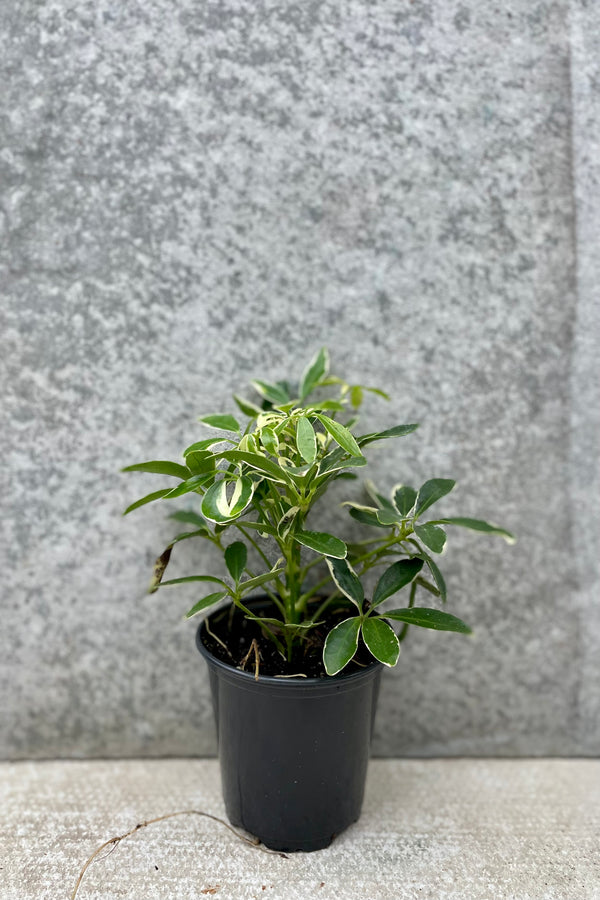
[70, 808, 287, 899]
[238, 638, 261, 679]
[204, 617, 234, 659]
[274, 673, 308, 678]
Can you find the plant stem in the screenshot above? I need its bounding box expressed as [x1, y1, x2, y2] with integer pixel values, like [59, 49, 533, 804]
[231, 595, 286, 655]
[297, 554, 327, 582]
[297, 571, 334, 608]
[350, 532, 403, 567]
[283, 539, 302, 625]
[311, 590, 342, 622]
[235, 523, 273, 569]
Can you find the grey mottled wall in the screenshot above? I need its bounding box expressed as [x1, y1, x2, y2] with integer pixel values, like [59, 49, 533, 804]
[1, 1, 598, 758]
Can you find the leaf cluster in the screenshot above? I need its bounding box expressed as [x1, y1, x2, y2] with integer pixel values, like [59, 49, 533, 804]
[122, 349, 514, 674]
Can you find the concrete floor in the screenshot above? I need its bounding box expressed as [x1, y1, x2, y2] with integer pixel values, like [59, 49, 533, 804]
[1, 759, 599, 900]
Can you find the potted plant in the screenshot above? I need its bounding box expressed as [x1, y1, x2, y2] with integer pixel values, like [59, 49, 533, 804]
[123, 348, 513, 852]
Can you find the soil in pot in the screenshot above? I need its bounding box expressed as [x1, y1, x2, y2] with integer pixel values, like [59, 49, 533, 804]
[202, 597, 376, 678]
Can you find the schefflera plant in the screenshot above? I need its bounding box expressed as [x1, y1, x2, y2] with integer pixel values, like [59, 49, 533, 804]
[122, 348, 514, 675]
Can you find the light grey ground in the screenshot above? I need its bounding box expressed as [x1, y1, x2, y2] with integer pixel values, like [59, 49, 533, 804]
[1, 1, 599, 758]
[1, 759, 599, 900]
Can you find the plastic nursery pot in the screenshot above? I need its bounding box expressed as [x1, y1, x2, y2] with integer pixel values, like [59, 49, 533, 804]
[196, 598, 383, 853]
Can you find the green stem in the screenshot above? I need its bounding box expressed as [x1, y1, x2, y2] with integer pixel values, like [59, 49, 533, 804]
[404, 537, 424, 557]
[229, 595, 284, 653]
[266, 481, 286, 519]
[311, 590, 342, 623]
[235, 523, 273, 569]
[360, 554, 407, 571]
[298, 534, 403, 608]
[350, 533, 401, 568]
[297, 571, 335, 608]
[297, 553, 325, 583]
[283, 539, 302, 627]
[241, 567, 286, 618]
[349, 535, 392, 547]
[220, 524, 286, 621]
[235, 521, 286, 603]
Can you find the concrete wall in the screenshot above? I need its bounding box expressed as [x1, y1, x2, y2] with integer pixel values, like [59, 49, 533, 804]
[1, 0, 598, 758]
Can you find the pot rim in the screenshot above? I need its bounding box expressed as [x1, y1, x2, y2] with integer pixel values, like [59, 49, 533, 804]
[195, 598, 382, 688]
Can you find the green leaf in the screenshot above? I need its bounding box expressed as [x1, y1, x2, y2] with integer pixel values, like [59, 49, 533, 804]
[348, 506, 389, 528]
[277, 506, 300, 539]
[233, 394, 262, 417]
[236, 520, 278, 537]
[123, 489, 172, 515]
[224, 541, 247, 583]
[376, 508, 402, 526]
[414, 523, 447, 554]
[323, 617, 361, 675]
[383, 607, 471, 634]
[256, 411, 285, 429]
[221, 450, 293, 486]
[372, 558, 424, 607]
[201, 476, 255, 523]
[325, 558, 364, 610]
[361, 617, 400, 666]
[169, 510, 208, 530]
[393, 485, 418, 516]
[414, 478, 456, 518]
[317, 447, 368, 477]
[163, 473, 214, 498]
[357, 424, 419, 447]
[121, 460, 190, 479]
[429, 518, 516, 544]
[350, 385, 363, 408]
[199, 414, 241, 433]
[414, 575, 441, 597]
[278, 461, 313, 477]
[306, 399, 345, 412]
[260, 427, 279, 456]
[344, 500, 389, 526]
[237, 434, 259, 453]
[168, 529, 210, 546]
[364, 480, 396, 511]
[415, 549, 447, 602]
[251, 379, 290, 406]
[184, 592, 228, 619]
[296, 416, 317, 463]
[315, 414, 363, 457]
[183, 439, 224, 455]
[160, 575, 229, 588]
[427, 557, 447, 601]
[238, 568, 285, 594]
[364, 386, 391, 401]
[299, 347, 330, 400]
[294, 530, 347, 559]
[185, 450, 216, 476]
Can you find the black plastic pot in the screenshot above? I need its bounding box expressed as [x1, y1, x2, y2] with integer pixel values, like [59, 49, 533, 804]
[196, 601, 382, 852]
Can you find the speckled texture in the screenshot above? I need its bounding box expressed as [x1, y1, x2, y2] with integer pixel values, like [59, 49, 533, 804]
[0, 2, 598, 758]
[2, 759, 600, 899]
[568, 0, 600, 756]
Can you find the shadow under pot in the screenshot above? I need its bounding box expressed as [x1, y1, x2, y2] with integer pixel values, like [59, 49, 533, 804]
[196, 598, 382, 853]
